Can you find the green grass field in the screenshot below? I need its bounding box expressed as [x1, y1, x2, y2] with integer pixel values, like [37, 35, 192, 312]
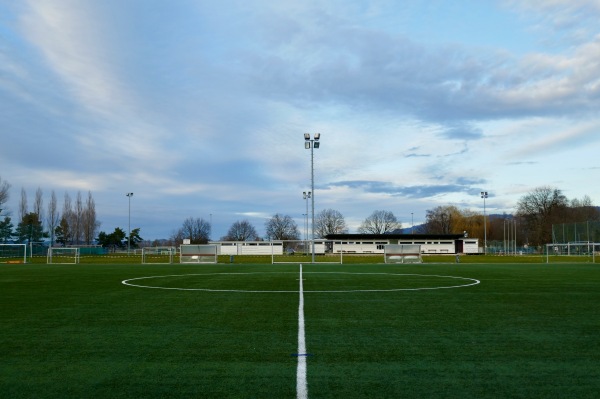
[2, 261, 599, 398]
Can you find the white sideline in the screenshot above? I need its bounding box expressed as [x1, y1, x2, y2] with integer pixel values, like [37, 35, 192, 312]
[297, 264, 308, 399]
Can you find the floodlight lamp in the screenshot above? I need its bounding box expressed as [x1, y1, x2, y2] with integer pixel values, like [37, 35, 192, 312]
[308, 191, 311, 198]
[314, 133, 320, 140]
[313, 141, 320, 149]
[305, 142, 311, 149]
[304, 133, 310, 140]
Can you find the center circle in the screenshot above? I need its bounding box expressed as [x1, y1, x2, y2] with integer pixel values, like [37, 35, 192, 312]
[122, 272, 480, 292]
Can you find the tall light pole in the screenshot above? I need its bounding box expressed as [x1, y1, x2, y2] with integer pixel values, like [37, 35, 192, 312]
[304, 133, 320, 263]
[481, 191, 488, 255]
[303, 191, 311, 253]
[126, 192, 133, 255]
[411, 212, 414, 234]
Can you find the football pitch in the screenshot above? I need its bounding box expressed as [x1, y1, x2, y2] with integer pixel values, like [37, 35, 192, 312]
[1, 262, 599, 398]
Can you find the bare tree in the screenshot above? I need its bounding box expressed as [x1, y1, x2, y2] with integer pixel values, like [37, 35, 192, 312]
[82, 191, 100, 244]
[19, 188, 28, 222]
[222, 220, 259, 241]
[568, 195, 600, 222]
[315, 209, 348, 238]
[46, 190, 60, 246]
[61, 192, 74, 245]
[264, 213, 300, 240]
[169, 228, 185, 246]
[0, 176, 11, 216]
[516, 186, 568, 246]
[424, 205, 462, 234]
[73, 191, 84, 244]
[177, 217, 211, 244]
[0, 177, 13, 243]
[358, 210, 400, 234]
[34, 187, 44, 222]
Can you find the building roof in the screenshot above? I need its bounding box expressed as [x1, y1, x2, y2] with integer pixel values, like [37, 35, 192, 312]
[325, 233, 467, 240]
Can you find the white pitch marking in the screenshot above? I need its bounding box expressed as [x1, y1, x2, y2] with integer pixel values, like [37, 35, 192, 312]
[121, 272, 480, 292]
[297, 264, 308, 399]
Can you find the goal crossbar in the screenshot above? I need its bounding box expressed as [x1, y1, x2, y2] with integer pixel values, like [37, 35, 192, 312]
[0, 244, 27, 264]
[545, 242, 599, 263]
[142, 247, 175, 264]
[47, 247, 80, 264]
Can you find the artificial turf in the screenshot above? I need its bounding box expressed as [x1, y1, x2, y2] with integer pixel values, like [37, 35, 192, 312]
[1, 262, 599, 398]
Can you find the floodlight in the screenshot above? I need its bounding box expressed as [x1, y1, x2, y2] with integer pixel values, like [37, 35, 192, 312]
[302, 133, 322, 263]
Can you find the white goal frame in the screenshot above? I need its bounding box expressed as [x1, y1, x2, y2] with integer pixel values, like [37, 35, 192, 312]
[47, 247, 80, 264]
[0, 243, 27, 264]
[545, 242, 599, 263]
[271, 240, 343, 264]
[180, 244, 217, 264]
[384, 244, 423, 264]
[142, 247, 175, 264]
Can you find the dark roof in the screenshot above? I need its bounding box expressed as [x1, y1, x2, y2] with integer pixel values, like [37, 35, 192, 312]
[325, 233, 466, 240]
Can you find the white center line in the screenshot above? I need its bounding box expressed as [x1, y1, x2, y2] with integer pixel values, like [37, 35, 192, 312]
[297, 264, 308, 399]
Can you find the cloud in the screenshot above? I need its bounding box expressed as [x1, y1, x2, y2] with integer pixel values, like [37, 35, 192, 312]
[239, 2, 600, 125]
[326, 178, 484, 199]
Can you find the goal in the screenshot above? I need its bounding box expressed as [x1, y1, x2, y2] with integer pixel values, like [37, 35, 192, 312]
[180, 244, 217, 264]
[47, 247, 80, 264]
[546, 242, 599, 263]
[271, 240, 342, 264]
[0, 244, 27, 264]
[142, 247, 175, 264]
[384, 244, 423, 264]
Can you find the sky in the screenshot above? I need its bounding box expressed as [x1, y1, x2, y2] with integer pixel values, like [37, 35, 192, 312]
[1, 0, 599, 241]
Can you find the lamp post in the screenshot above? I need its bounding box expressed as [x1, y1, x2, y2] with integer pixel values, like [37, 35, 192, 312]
[481, 191, 488, 255]
[411, 212, 414, 234]
[303, 191, 311, 253]
[126, 192, 133, 255]
[304, 133, 320, 263]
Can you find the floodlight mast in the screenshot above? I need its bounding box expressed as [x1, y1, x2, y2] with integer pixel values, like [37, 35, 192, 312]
[481, 191, 488, 255]
[304, 133, 320, 263]
[303, 191, 311, 247]
[126, 193, 133, 255]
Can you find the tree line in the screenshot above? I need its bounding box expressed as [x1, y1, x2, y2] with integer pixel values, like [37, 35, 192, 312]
[156, 209, 402, 246]
[421, 186, 599, 247]
[2, 175, 598, 250]
[0, 177, 101, 246]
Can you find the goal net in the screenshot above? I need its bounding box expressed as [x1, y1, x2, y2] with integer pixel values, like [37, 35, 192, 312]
[545, 243, 599, 263]
[0, 244, 27, 263]
[180, 244, 217, 264]
[47, 247, 80, 264]
[142, 247, 175, 264]
[271, 240, 342, 264]
[384, 244, 423, 264]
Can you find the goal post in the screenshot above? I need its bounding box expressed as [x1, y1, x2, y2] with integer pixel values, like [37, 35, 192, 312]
[180, 244, 217, 264]
[384, 244, 423, 264]
[0, 244, 27, 264]
[271, 240, 342, 264]
[545, 242, 598, 263]
[142, 247, 175, 264]
[47, 247, 80, 264]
